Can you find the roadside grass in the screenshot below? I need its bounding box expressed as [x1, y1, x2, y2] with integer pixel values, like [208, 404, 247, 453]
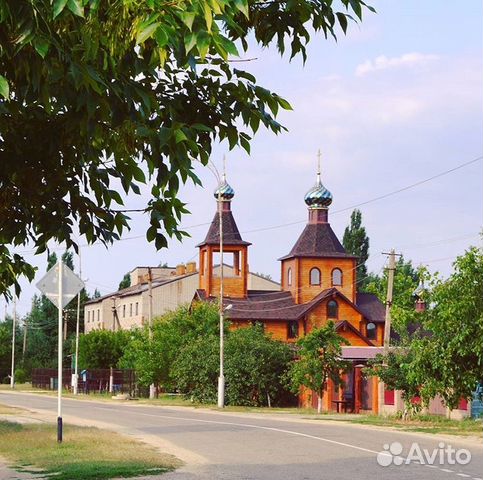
[307, 413, 483, 437]
[0, 420, 181, 480]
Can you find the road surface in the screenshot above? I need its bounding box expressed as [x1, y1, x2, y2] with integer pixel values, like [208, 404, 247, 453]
[1, 391, 482, 480]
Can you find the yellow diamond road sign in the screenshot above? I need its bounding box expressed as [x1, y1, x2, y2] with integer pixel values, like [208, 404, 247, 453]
[36, 261, 85, 309]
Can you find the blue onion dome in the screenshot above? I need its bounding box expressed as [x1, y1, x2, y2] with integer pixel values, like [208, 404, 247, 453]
[304, 174, 333, 208]
[214, 178, 235, 200]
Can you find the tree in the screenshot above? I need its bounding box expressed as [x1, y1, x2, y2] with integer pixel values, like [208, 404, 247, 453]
[118, 273, 131, 291]
[0, 0, 374, 299]
[342, 209, 370, 288]
[402, 247, 483, 410]
[366, 350, 423, 418]
[286, 321, 349, 413]
[364, 256, 419, 329]
[120, 302, 220, 389]
[172, 323, 293, 406]
[78, 330, 130, 369]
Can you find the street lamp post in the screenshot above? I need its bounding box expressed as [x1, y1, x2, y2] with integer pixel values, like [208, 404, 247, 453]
[203, 158, 231, 408]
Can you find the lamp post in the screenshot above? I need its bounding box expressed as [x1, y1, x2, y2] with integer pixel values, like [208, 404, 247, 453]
[203, 158, 230, 408]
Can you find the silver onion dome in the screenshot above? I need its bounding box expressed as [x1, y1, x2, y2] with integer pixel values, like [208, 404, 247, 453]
[304, 174, 332, 208]
[214, 179, 235, 200]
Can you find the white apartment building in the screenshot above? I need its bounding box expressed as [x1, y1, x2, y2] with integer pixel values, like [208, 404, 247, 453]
[84, 262, 280, 332]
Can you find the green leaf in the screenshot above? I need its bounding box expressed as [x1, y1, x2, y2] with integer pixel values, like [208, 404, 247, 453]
[203, 2, 213, 32]
[136, 22, 161, 44]
[154, 26, 169, 47]
[53, 0, 68, 18]
[196, 31, 210, 59]
[34, 38, 50, 58]
[0, 75, 9, 99]
[184, 32, 197, 54]
[234, 0, 249, 19]
[67, 0, 84, 18]
[179, 11, 196, 31]
[174, 129, 188, 144]
[336, 12, 348, 33]
[277, 96, 292, 110]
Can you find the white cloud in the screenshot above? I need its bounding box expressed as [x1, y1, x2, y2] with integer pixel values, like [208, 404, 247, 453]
[356, 52, 440, 76]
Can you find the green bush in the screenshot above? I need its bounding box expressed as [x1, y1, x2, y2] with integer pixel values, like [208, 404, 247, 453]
[14, 368, 28, 384]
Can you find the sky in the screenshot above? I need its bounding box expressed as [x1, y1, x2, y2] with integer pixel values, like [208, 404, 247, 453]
[6, 0, 483, 317]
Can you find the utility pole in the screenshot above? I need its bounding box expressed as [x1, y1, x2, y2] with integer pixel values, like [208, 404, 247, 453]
[148, 267, 155, 399]
[10, 296, 17, 389]
[73, 248, 82, 395]
[382, 249, 399, 354]
[22, 315, 27, 361]
[217, 174, 225, 409]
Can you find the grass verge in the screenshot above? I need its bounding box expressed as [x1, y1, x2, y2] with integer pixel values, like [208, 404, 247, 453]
[0, 420, 181, 480]
[307, 413, 483, 437]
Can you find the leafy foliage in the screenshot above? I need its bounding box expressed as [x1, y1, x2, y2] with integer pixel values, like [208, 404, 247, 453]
[172, 323, 292, 406]
[368, 246, 483, 413]
[118, 272, 131, 290]
[285, 321, 349, 413]
[120, 302, 220, 388]
[0, 0, 374, 299]
[78, 329, 130, 369]
[342, 209, 370, 289]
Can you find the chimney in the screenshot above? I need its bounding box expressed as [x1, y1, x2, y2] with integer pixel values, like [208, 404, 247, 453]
[176, 264, 186, 276]
[186, 262, 197, 274]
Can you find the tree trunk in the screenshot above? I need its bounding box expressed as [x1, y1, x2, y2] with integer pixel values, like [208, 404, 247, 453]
[317, 394, 323, 414]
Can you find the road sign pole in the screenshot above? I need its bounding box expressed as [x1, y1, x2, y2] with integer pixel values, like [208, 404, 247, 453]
[57, 261, 63, 443]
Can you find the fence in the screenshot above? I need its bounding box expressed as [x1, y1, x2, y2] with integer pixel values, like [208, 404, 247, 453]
[32, 368, 136, 395]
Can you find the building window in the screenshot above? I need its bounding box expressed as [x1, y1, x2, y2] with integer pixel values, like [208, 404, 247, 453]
[287, 267, 292, 286]
[123, 305, 126, 318]
[327, 300, 338, 318]
[366, 322, 377, 340]
[135, 302, 139, 315]
[129, 303, 132, 317]
[310, 267, 321, 286]
[87, 311, 90, 323]
[97, 309, 100, 321]
[332, 268, 343, 286]
[287, 320, 299, 339]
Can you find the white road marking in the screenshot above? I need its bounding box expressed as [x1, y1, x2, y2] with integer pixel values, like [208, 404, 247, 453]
[441, 469, 454, 473]
[456, 474, 471, 478]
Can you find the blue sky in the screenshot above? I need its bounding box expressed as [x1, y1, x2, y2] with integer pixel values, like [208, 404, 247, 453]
[7, 0, 483, 316]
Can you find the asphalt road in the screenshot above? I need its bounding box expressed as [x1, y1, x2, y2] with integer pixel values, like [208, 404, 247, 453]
[1, 392, 482, 480]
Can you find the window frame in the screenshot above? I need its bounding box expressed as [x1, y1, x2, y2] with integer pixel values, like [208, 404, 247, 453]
[366, 322, 377, 340]
[309, 267, 321, 286]
[287, 267, 292, 286]
[287, 320, 299, 339]
[331, 268, 343, 286]
[327, 300, 338, 318]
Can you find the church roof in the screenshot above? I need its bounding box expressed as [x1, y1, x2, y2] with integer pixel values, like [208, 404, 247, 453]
[355, 292, 386, 323]
[196, 210, 251, 247]
[194, 287, 385, 323]
[278, 223, 357, 260]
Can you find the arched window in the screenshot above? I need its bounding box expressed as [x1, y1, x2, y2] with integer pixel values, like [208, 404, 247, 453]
[287, 267, 292, 286]
[310, 267, 321, 286]
[327, 300, 338, 318]
[332, 268, 343, 286]
[366, 322, 377, 340]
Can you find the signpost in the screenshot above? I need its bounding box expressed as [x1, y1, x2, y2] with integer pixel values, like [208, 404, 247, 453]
[36, 260, 84, 443]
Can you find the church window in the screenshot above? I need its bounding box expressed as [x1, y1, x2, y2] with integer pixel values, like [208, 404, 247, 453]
[287, 321, 299, 339]
[327, 300, 338, 318]
[366, 322, 377, 340]
[310, 268, 321, 285]
[287, 267, 292, 286]
[332, 268, 343, 286]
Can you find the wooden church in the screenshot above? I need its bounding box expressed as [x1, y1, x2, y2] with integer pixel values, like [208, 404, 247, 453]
[194, 159, 386, 413]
